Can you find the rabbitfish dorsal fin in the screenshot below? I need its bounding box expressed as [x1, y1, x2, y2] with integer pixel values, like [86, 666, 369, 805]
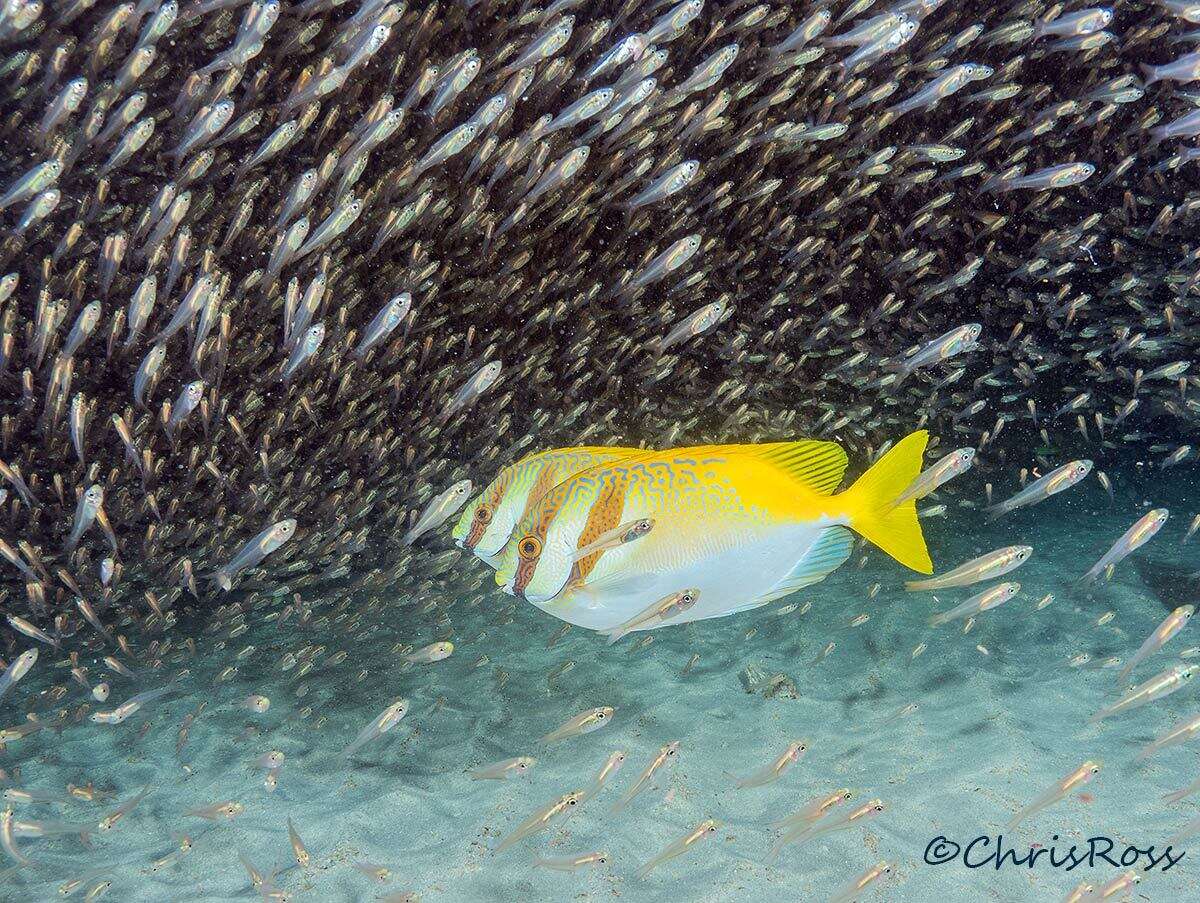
[737, 440, 849, 495]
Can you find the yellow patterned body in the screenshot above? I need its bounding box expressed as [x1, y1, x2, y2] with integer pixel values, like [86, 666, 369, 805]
[494, 434, 931, 632]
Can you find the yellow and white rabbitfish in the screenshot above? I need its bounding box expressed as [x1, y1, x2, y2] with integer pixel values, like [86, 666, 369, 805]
[453, 446, 642, 566]
[493, 431, 934, 631]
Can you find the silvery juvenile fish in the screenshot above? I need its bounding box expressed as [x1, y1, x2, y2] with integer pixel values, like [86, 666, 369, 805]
[894, 447, 975, 505]
[1137, 711, 1200, 762]
[69, 393, 87, 465]
[829, 861, 896, 903]
[520, 146, 590, 208]
[985, 460, 1093, 521]
[770, 799, 885, 860]
[636, 819, 718, 878]
[281, 323, 324, 382]
[1033, 7, 1113, 38]
[612, 741, 678, 812]
[136, 0, 177, 47]
[413, 122, 481, 181]
[839, 17, 918, 76]
[1119, 605, 1195, 685]
[133, 343, 166, 407]
[168, 99, 234, 159]
[734, 741, 808, 789]
[369, 192, 432, 255]
[76, 596, 113, 643]
[770, 788, 854, 831]
[267, 217, 309, 281]
[572, 517, 655, 564]
[470, 756, 536, 780]
[282, 65, 348, 112]
[541, 706, 615, 743]
[0, 461, 36, 508]
[543, 87, 615, 135]
[1091, 665, 1198, 723]
[6, 615, 57, 649]
[584, 33, 646, 81]
[503, 15, 574, 74]
[0, 540, 37, 582]
[354, 292, 411, 359]
[275, 170, 318, 231]
[402, 641, 453, 663]
[0, 272, 16, 305]
[656, 297, 725, 352]
[37, 77, 87, 141]
[61, 302, 102, 358]
[1079, 509, 1169, 583]
[344, 22, 391, 72]
[533, 851, 609, 872]
[905, 546, 1031, 591]
[622, 160, 699, 211]
[426, 53, 480, 118]
[100, 114, 156, 174]
[152, 273, 214, 343]
[344, 110, 404, 167]
[443, 360, 501, 419]
[825, 11, 905, 47]
[674, 44, 738, 95]
[991, 162, 1096, 192]
[236, 119, 298, 177]
[292, 197, 362, 262]
[400, 64, 440, 111]
[608, 77, 657, 119]
[209, 519, 297, 591]
[165, 380, 204, 437]
[65, 485, 104, 552]
[91, 685, 175, 724]
[287, 817, 310, 867]
[601, 589, 698, 645]
[887, 63, 993, 117]
[615, 47, 668, 92]
[403, 479, 472, 545]
[1007, 762, 1101, 828]
[622, 233, 702, 295]
[186, 801, 244, 821]
[468, 94, 507, 131]
[0, 160, 62, 213]
[0, 649, 37, 704]
[928, 582, 1019, 626]
[495, 790, 584, 852]
[1, 807, 30, 866]
[209, 33, 266, 75]
[1142, 51, 1200, 85]
[343, 698, 409, 759]
[578, 750, 627, 801]
[891, 324, 981, 386]
[110, 44, 156, 97]
[644, 0, 702, 45]
[770, 8, 831, 54]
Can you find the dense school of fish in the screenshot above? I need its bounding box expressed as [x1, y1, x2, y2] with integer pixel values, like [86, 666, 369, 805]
[2, 0, 1200, 898]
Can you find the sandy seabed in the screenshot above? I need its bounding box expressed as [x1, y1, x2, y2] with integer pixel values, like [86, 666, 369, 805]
[3, 467, 1200, 903]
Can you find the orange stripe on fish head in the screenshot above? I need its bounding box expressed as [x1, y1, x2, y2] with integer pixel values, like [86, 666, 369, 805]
[464, 475, 509, 550]
[512, 480, 572, 597]
[520, 460, 563, 522]
[571, 478, 625, 585]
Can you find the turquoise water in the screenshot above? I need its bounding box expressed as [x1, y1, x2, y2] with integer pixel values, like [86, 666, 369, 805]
[4, 464, 1199, 902]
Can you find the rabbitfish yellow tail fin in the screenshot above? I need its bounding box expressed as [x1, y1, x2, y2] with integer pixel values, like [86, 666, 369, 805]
[840, 430, 933, 574]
